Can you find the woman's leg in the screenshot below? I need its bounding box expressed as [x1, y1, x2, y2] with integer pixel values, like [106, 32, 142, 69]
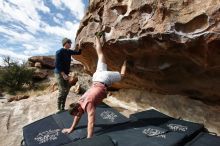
[95, 36, 106, 64]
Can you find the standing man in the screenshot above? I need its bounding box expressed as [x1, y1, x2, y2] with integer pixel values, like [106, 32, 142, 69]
[62, 34, 127, 138]
[54, 37, 82, 112]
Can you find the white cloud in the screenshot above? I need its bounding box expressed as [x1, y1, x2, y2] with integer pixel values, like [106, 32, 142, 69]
[10, 24, 26, 32]
[0, 0, 83, 40]
[23, 44, 35, 51]
[53, 16, 62, 25]
[21, 36, 60, 57]
[62, 0, 85, 20]
[34, 0, 50, 13]
[52, 0, 62, 8]
[0, 38, 54, 66]
[0, 48, 30, 65]
[0, 0, 87, 65]
[42, 22, 80, 41]
[52, 0, 85, 20]
[0, 0, 51, 34]
[0, 0, 42, 33]
[23, 45, 49, 56]
[53, 13, 65, 24]
[0, 26, 35, 42]
[56, 13, 64, 19]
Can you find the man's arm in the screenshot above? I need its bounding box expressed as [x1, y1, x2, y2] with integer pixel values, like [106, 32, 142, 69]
[86, 103, 95, 138]
[62, 115, 81, 134]
[60, 72, 69, 80]
[70, 38, 84, 55]
[70, 49, 81, 55]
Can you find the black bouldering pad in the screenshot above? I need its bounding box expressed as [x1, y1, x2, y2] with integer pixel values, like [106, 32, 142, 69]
[185, 132, 220, 146]
[102, 125, 186, 146]
[61, 135, 115, 146]
[23, 115, 72, 146]
[23, 103, 129, 146]
[129, 109, 174, 126]
[160, 119, 204, 140]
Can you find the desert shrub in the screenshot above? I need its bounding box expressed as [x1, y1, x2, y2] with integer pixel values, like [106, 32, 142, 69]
[0, 56, 35, 93]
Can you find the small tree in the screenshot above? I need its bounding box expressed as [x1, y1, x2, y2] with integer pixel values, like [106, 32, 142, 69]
[0, 56, 34, 93]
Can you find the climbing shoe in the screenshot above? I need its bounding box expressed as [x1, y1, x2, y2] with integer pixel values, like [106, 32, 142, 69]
[95, 31, 104, 37]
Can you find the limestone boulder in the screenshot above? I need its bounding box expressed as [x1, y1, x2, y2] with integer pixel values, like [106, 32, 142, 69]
[28, 56, 55, 69]
[74, 0, 220, 103]
[0, 91, 3, 97]
[34, 62, 42, 68]
[32, 70, 48, 80]
[68, 76, 78, 86]
[7, 95, 29, 102]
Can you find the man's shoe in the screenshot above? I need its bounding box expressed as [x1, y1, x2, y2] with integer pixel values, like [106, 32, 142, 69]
[56, 109, 65, 114]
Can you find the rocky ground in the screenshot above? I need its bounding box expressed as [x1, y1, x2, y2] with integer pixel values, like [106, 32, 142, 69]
[0, 68, 220, 146]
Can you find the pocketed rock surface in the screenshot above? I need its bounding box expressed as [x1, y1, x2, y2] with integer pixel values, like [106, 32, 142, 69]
[75, 0, 220, 104]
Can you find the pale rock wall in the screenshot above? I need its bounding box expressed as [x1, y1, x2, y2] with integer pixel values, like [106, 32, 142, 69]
[74, 0, 220, 104]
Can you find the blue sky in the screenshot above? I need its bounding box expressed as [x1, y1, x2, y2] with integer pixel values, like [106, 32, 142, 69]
[0, 0, 89, 65]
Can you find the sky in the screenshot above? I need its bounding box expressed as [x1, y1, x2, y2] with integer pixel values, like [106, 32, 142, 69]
[0, 0, 89, 65]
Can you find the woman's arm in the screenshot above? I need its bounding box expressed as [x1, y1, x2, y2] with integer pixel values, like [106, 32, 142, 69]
[86, 103, 95, 138]
[62, 115, 81, 134]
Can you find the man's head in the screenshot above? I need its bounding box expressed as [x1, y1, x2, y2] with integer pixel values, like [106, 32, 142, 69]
[68, 103, 81, 116]
[62, 37, 72, 48]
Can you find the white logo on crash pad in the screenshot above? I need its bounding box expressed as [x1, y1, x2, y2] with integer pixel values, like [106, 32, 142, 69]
[100, 110, 118, 122]
[142, 128, 166, 139]
[34, 129, 60, 144]
[167, 124, 188, 132]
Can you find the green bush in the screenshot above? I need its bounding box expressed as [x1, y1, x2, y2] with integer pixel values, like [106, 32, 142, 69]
[0, 56, 35, 93]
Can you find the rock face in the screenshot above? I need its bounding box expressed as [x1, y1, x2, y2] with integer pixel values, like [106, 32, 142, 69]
[0, 58, 219, 146]
[105, 89, 220, 136]
[7, 95, 29, 102]
[28, 56, 55, 69]
[74, 0, 220, 104]
[0, 66, 91, 146]
[0, 92, 70, 146]
[32, 69, 48, 80]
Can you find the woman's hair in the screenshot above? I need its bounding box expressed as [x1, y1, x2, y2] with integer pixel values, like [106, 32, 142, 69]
[68, 103, 80, 115]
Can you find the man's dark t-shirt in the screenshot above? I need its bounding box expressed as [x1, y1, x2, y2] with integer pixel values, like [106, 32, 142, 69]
[54, 48, 81, 75]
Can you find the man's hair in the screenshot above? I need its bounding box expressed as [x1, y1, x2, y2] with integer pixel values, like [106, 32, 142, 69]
[68, 103, 80, 115]
[62, 37, 72, 46]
